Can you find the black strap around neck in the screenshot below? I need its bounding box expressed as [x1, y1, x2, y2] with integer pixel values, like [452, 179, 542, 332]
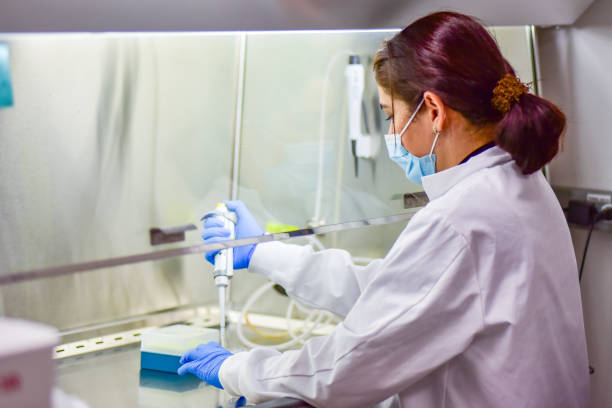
[459, 141, 496, 165]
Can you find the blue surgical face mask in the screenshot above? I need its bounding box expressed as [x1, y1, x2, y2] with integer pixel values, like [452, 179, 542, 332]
[384, 98, 440, 185]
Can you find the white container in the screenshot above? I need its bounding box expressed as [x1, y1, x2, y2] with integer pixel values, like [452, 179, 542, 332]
[0, 318, 59, 408]
[141, 325, 219, 356]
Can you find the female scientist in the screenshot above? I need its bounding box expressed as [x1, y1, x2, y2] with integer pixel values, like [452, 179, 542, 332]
[178, 11, 589, 408]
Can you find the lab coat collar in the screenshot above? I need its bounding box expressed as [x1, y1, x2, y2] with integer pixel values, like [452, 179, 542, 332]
[422, 146, 513, 200]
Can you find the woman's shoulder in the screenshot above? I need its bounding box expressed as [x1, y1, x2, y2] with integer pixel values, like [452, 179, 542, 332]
[416, 163, 532, 243]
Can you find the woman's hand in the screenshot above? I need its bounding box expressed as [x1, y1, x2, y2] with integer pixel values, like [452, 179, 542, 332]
[177, 342, 232, 389]
[202, 200, 264, 270]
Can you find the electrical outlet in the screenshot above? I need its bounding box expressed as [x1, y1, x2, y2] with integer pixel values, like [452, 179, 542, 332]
[586, 193, 611, 205]
[553, 186, 612, 233]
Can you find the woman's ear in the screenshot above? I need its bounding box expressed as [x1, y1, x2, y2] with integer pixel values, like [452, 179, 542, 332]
[423, 91, 447, 131]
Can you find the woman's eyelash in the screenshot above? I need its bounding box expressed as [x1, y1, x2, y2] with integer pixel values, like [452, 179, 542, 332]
[385, 115, 393, 121]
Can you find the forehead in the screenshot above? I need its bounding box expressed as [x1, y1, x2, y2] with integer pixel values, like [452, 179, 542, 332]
[377, 85, 391, 101]
[377, 87, 410, 113]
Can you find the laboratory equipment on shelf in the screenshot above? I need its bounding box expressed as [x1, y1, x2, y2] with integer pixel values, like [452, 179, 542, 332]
[313, 50, 382, 228]
[202, 203, 238, 348]
[345, 54, 380, 177]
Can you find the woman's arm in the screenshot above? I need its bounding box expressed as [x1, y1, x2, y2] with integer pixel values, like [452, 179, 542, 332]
[249, 241, 383, 318]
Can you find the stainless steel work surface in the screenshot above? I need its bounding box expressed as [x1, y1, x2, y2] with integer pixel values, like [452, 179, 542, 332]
[55, 322, 314, 408]
[56, 343, 246, 408]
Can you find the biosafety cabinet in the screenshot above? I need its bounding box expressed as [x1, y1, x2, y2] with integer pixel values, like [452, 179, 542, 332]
[0, 17, 558, 408]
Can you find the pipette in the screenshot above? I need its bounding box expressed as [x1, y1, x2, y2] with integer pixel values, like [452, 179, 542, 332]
[202, 203, 237, 348]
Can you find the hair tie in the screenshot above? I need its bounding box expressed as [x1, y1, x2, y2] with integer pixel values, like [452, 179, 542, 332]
[491, 74, 528, 114]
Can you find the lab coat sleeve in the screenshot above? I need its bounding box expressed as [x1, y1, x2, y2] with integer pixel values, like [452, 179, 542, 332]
[248, 241, 383, 317]
[220, 210, 484, 407]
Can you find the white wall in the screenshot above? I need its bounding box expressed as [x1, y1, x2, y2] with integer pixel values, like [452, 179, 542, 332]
[538, 0, 612, 406]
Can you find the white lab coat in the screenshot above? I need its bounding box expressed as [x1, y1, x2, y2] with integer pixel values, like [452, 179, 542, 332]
[219, 147, 589, 408]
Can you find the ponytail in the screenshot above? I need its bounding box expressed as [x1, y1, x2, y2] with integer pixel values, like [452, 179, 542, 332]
[496, 93, 566, 175]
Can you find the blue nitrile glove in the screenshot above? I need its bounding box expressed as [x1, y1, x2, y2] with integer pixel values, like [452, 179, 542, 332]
[177, 342, 232, 389]
[202, 200, 264, 270]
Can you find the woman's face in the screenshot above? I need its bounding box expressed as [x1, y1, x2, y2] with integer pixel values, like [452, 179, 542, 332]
[378, 85, 434, 157]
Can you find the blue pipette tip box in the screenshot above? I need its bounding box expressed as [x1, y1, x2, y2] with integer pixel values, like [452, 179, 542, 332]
[140, 351, 182, 373]
[139, 325, 219, 374]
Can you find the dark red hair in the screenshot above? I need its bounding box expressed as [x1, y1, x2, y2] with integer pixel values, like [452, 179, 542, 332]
[374, 11, 565, 175]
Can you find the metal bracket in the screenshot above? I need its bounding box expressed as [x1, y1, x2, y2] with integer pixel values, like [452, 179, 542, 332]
[149, 224, 197, 246]
[389, 191, 429, 209]
[403, 192, 429, 209]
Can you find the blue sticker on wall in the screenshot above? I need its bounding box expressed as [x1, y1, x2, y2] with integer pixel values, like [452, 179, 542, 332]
[0, 43, 14, 108]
